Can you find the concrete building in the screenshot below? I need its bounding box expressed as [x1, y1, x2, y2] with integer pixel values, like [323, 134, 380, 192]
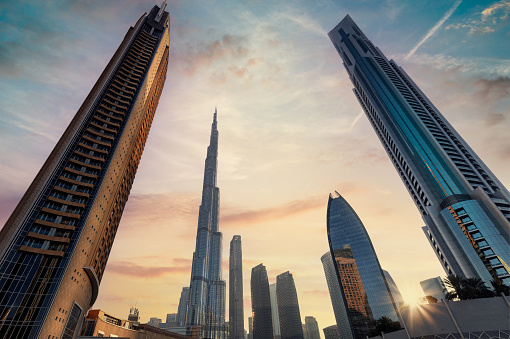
[0, 3, 169, 339]
[329, 15, 510, 286]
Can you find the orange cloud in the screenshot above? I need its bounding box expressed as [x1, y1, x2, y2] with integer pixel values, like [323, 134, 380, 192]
[303, 289, 329, 296]
[107, 261, 191, 278]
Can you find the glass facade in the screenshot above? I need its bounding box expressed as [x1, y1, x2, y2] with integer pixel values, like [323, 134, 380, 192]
[276, 271, 304, 339]
[327, 192, 399, 338]
[229, 235, 244, 339]
[187, 110, 226, 339]
[269, 283, 281, 339]
[0, 4, 169, 339]
[177, 287, 190, 327]
[328, 15, 510, 286]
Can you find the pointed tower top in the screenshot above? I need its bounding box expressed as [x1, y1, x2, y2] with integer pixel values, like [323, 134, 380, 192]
[214, 106, 217, 123]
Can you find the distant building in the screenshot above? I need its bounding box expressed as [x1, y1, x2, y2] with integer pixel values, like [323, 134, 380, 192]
[383, 270, 404, 306]
[302, 324, 308, 339]
[229, 235, 244, 339]
[304, 317, 320, 339]
[251, 264, 273, 339]
[247, 316, 253, 339]
[80, 309, 188, 339]
[269, 283, 281, 339]
[276, 271, 304, 339]
[420, 276, 447, 301]
[166, 313, 178, 327]
[322, 325, 340, 339]
[129, 307, 140, 323]
[326, 192, 400, 339]
[177, 287, 190, 327]
[149, 318, 163, 327]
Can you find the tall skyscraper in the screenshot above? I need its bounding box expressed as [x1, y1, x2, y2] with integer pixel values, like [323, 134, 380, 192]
[251, 264, 273, 339]
[177, 287, 190, 327]
[276, 271, 304, 339]
[327, 192, 399, 339]
[420, 276, 447, 301]
[229, 235, 244, 339]
[321, 252, 352, 339]
[323, 325, 340, 339]
[304, 317, 320, 339]
[382, 270, 404, 307]
[269, 283, 281, 339]
[328, 15, 510, 286]
[247, 316, 253, 339]
[186, 110, 225, 339]
[0, 4, 169, 339]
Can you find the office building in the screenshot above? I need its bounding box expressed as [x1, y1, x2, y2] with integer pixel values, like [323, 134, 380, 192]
[0, 4, 169, 339]
[166, 313, 178, 327]
[186, 110, 226, 339]
[420, 276, 447, 301]
[327, 192, 400, 339]
[251, 264, 273, 339]
[229, 235, 244, 339]
[177, 287, 190, 327]
[276, 271, 304, 339]
[383, 270, 404, 306]
[321, 251, 353, 339]
[322, 325, 340, 339]
[304, 317, 320, 339]
[328, 15, 510, 286]
[247, 316, 253, 339]
[269, 283, 281, 339]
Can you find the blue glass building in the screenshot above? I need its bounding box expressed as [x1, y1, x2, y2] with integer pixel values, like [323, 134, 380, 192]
[329, 15, 510, 286]
[327, 192, 399, 338]
[186, 110, 226, 339]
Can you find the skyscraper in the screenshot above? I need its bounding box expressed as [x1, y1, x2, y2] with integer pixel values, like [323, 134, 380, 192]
[0, 4, 169, 339]
[251, 264, 273, 339]
[382, 270, 404, 307]
[229, 235, 244, 339]
[328, 15, 510, 286]
[304, 317, 320, 339]
[321, 251, 352, 339]
[186, 110, 225, 339]
[327, 192, 399, 338]
[177, 287, 190, 327]
[420, 277, 447, 301]
[269, 283, 281, 339]
[276, 271, 304, 339]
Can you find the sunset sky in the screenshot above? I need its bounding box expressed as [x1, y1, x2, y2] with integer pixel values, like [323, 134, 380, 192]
[1, 0, 509, 336]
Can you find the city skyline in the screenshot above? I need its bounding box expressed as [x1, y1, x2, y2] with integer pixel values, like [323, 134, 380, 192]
[1, 0, 509, 337]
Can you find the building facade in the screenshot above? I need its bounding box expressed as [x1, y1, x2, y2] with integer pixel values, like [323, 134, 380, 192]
[304, 317, 320, 339]
[177, 287, 190, 327]
[229, 235, 244, 339]
[276, 271, 304, 339]
[251, 264, 273, 339]
[327, 192, 400, 338]
[269, 283, 281, 339]
[383, 270, 404, 307]
[420, 276, 447, 301]
[322, 325, 340, 339]
[186, 109, 226, 339]
[328, 15, 510, 286]
[0, 4, 170, 339]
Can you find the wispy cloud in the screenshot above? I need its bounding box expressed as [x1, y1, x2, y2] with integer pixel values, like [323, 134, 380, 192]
[107, 260, 191, 278]
[406, 0, 462, 58]
[446, 0, 510, 35]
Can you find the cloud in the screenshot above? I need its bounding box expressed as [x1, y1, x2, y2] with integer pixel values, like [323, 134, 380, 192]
[220, 195, 325, 226]
[406, 0, 462, 58]
[446, 0, 510, 35]
[303, 289, 329, 296]
[107, 260, 191, 278]
[475, 76, 510, 101]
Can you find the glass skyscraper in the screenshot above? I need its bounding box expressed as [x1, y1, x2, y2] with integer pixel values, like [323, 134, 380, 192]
[0, 4, 169, 339]
[276, 271, 304, 339]
[328, 15, 510, 286]
[177, 287, 190, 327]
[186, 110, 226, 339]
[229, 235, 244, 339]
[327, 192, 399, 338]
[251, 264, 273, 339]
[269, 283, 281, 339]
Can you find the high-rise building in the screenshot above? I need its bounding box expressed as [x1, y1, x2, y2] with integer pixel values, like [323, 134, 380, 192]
[269, 283, 281, 339]
[177, 287, 190, 327]
[328, 15, 510, 286]
[229, 235, 244, 339]
[247, 316, 253, 339]
[304, 317, 320, 339]
[166, 313, 178, 327]
[186, 110, 225, 339]
[420, 276, 447, 301]
[327, 192, 400, 339]
[149, 318, 163, 327]
[0, 4, 169, 339]
[383, 270, 404, 307]
[321, 252, 352, 339]
[276, 271, 304, 339]
[322, 325, 340, 339]
[251, 264, 273, 339]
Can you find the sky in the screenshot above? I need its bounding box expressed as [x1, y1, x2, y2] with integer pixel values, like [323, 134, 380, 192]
[0, 0, 509, 336]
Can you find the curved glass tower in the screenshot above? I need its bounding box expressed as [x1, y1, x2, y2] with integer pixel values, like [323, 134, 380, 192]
[251, 264, 273, 339]
[186, 110, 226, 339]
[328, 15, 510, 286]
[0, 4, 169, 338]
[276, 271, 304, 339]
[327, 192, 399, 338]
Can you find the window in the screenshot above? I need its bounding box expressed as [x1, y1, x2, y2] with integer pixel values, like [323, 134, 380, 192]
[61, 302, 82, 339]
